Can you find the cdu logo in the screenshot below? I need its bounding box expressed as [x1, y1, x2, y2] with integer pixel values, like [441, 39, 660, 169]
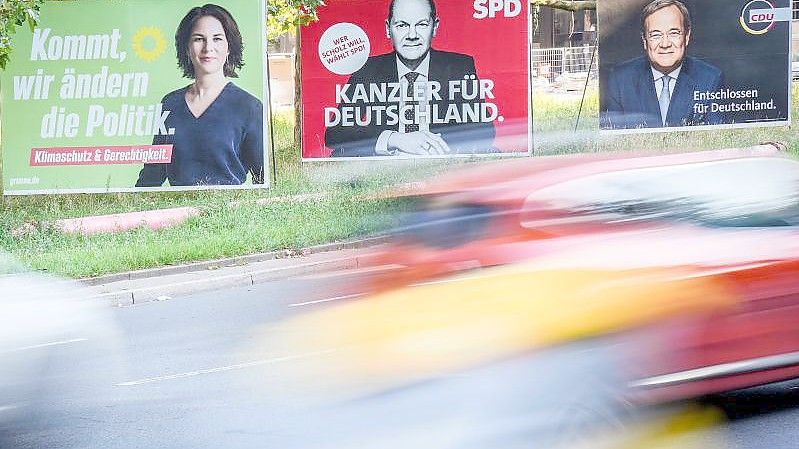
[739, 0, 791, 35]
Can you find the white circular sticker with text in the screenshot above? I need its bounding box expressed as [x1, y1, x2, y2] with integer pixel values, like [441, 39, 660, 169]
[318, 23, 370, 75]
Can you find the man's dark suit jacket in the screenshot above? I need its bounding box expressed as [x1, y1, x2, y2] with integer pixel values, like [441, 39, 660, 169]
[601, 56, 723, 130]
[325, 50, 496, 157]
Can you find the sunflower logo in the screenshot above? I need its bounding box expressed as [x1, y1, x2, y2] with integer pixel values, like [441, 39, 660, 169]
[132, 27, 167, 62]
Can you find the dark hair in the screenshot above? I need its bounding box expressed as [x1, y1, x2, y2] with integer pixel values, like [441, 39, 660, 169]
[175, 3, 244, 78]
[387, 0, 437, 23]
[640, 0, 691, 35]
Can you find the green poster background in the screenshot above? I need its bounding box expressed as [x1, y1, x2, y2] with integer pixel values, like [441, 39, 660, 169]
[0, 0, 268, 194]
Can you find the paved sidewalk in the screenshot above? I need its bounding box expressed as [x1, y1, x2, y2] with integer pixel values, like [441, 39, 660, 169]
[85, 238, 387, 306]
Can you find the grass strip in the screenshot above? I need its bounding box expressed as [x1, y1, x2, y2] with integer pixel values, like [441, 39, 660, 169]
[4, 84, 799, 278]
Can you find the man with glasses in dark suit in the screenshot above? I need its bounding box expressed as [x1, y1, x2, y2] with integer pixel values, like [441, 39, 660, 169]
[601, 0, 723, 130]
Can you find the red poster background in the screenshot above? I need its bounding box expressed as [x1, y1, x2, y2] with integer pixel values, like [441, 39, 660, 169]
[300, 0, 530, 159]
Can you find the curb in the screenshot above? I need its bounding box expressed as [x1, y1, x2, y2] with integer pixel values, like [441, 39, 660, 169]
[84, 236, 390, 306]
[89, 255, 364, 306]
[83, 235, 389, 285]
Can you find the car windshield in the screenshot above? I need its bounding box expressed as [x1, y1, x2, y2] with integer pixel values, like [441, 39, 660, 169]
[524, 157, 799, 228]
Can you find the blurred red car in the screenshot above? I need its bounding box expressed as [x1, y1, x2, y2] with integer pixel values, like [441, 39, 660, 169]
[246, 144, 799, 448]
[356, 143, 799, 402]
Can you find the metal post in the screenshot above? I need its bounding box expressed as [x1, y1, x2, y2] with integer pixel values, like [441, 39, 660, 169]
[265, 51, 278, 185]
[574, 42, 598, 132]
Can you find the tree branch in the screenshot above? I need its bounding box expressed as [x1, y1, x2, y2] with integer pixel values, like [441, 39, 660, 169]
[530, 0, 596, 11]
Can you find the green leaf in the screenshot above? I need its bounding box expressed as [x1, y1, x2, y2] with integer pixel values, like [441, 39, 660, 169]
[26, 8, 40, 22]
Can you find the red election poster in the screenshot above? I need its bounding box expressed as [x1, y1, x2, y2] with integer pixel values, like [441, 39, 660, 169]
[300, 0, 531, 159]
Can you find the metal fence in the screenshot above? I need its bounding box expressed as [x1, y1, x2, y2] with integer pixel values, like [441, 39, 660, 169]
[531, 45, 598, 83]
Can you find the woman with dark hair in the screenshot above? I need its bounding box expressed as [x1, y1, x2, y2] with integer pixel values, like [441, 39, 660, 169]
[136, 3, 264, 187]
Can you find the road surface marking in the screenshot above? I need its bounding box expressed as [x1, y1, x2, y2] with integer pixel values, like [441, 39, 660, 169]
[293, 264, 404, 281]
[115, 349, 337, 386]
[10, 338, 88, 352]
[287, 293, 364, 307]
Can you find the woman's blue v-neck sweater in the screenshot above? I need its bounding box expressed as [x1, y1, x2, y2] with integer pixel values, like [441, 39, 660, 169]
[136, 82, 264, 187]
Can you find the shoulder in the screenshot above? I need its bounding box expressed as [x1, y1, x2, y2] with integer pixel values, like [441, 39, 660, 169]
[610, 56, 649, 78]
[429, 50, 476, 77]
[161, 85, 190, 104]
[683, 56, 722, 80]
[224, 83, 262, 105]
[223, 82, 263, 112]
[430, 50, 476, 73]
[431, 49, 474, 65]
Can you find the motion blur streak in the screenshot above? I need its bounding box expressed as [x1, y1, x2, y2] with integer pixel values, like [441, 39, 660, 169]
[252, 266, 734, 402]
[1, 255, 121, 433]
[238, 146, 799, 448]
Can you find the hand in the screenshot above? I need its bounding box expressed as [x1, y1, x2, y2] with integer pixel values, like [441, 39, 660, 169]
[387, 131, 451, 155]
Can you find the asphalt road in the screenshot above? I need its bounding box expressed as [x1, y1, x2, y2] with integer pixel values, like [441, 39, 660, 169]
[3, 269, 799, 449]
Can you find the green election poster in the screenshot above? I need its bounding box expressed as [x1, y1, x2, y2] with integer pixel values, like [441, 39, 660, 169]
[0, 0, 269, 194]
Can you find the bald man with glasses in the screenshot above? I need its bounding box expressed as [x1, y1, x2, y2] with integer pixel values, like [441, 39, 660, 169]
[601, 0, 723, 130]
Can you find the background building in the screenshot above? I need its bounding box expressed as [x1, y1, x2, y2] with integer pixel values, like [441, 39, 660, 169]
[268, 34, 296, 110]
[532, 5, 596, 49]
[794, 0, 799, 62]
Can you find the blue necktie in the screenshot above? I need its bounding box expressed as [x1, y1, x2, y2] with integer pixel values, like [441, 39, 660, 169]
[659, 75, 671, 125]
